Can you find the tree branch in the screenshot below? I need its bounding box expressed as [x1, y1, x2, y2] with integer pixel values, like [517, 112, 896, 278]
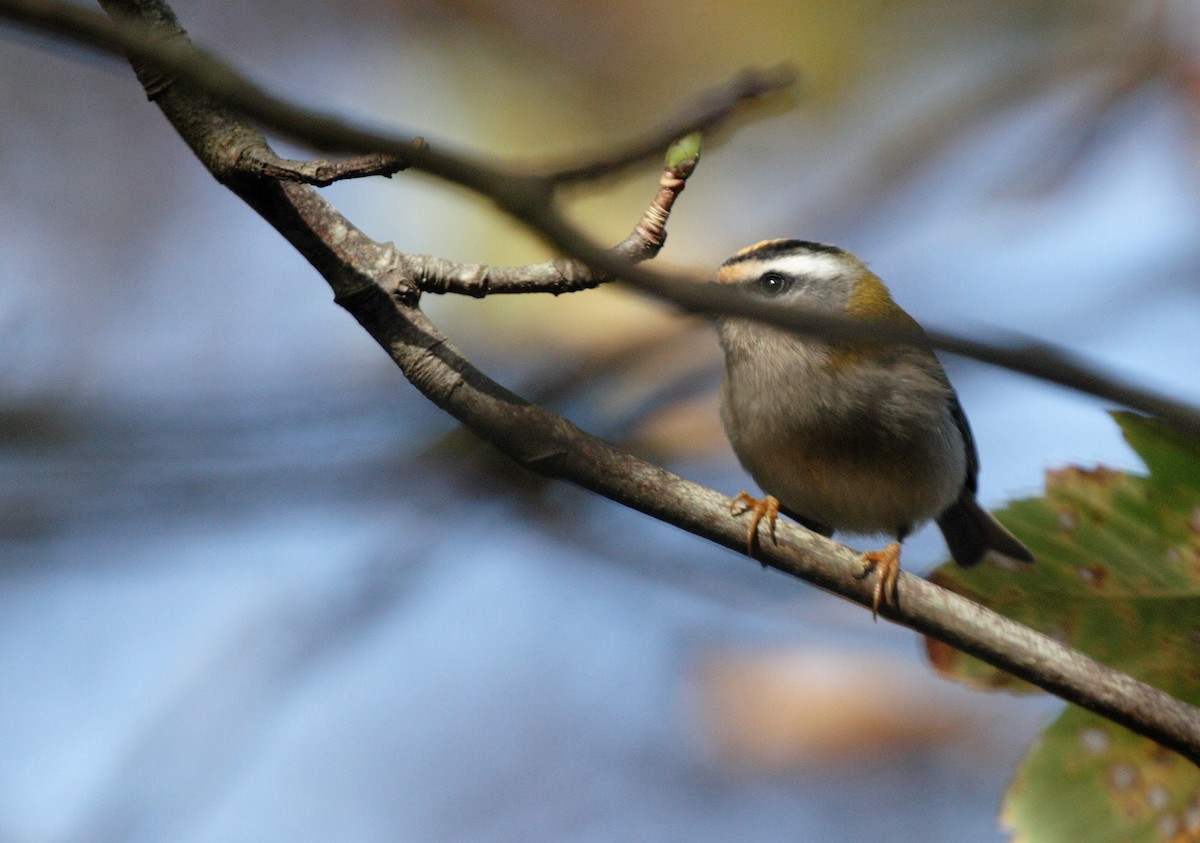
[8, 0, 1200, 765]
[235, 141, 418, 186]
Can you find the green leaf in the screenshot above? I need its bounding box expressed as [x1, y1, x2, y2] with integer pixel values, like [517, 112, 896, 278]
[1000, 699, 1200, 842]
[923, 412, 1200, 842]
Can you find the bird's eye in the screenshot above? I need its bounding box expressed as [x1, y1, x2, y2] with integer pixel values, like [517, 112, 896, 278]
[756, 272, 793, 296]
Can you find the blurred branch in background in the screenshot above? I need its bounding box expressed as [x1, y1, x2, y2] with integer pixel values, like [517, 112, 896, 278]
[3, 0, 1199, 439]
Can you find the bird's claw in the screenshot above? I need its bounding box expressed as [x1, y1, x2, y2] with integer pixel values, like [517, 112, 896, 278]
[858, 542, 901, 621]
[730, 491, 779, 561]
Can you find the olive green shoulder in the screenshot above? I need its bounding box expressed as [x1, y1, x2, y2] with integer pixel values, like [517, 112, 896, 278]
[845, 271, 922, 332]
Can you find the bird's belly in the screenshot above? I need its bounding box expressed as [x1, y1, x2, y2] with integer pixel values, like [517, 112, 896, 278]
[732, 424, 963, 535]
[719, 352, 968, 536]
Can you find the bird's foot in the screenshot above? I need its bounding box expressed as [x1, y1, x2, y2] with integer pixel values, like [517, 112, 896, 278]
[730, 491, 779, 561]
[858, 542, 901, 621]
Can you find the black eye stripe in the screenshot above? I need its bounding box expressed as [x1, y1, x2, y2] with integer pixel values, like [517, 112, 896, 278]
[756, 271, 794, 296]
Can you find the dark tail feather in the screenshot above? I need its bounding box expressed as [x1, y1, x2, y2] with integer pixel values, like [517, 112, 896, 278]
[936, 495, 1035, 568]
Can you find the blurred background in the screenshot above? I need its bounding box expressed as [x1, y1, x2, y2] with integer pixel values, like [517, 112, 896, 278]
[3, 0, 1200, 840]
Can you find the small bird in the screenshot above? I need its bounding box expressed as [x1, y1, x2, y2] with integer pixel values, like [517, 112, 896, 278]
[714, 239, 1033, 617]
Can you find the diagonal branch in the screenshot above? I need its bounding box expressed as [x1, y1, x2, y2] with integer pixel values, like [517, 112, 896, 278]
[342, 279, 1200, 771]
[37, 0, 1200, 768]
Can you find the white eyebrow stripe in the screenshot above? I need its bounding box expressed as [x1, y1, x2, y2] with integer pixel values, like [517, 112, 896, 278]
[757, 251, 848, 280]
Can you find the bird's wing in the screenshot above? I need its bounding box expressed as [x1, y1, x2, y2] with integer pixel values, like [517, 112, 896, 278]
[947, 391, 980, 497]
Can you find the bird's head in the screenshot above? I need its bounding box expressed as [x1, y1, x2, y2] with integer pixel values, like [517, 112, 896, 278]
[712, 239, 925, 366]
[714, 239, 901, 318]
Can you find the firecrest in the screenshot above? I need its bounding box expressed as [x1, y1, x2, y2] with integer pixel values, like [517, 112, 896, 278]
[714, 239, 1033, 616]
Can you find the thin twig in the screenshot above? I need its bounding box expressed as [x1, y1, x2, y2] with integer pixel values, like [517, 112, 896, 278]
[236, 142, 419, 186]
[411, 151, 700, 296]
[535, 67, 796, 184]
